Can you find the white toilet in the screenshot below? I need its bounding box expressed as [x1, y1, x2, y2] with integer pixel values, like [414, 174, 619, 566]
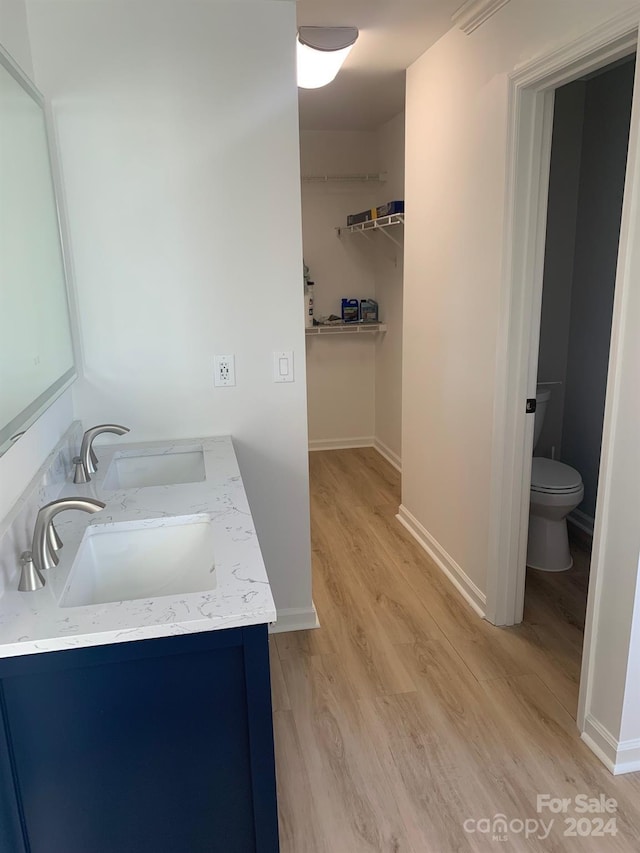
[527, 387, 584, 572]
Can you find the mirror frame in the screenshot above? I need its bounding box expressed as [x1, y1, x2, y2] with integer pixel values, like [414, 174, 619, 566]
[0, 43, 77, 458]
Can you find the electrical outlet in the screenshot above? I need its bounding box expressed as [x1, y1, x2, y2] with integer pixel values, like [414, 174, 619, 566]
[214, 355, 235, 387]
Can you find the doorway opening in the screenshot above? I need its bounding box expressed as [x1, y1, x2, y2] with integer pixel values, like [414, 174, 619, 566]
[486, 13, 639, 743]
[523, 56, 635, 713]
[300, 121, 405, 469]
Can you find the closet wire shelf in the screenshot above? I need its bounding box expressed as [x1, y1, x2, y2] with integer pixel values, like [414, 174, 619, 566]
[305, 323, 387, 336]
[336, 213, 404, 247]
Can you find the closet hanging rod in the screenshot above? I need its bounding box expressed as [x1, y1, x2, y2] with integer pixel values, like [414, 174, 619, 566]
[302, 172, 387, 184]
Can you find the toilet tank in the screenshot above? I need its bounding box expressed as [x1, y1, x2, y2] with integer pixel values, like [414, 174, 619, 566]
[534, 387, 551, 450]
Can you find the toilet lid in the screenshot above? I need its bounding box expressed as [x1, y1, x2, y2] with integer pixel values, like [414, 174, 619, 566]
[531, 457, 582, 493]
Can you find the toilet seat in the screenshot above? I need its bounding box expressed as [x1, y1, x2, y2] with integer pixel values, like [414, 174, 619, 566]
[530, 457, 582, 494]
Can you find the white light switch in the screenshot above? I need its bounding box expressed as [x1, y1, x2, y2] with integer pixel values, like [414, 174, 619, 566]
[273, 351, 294, 383]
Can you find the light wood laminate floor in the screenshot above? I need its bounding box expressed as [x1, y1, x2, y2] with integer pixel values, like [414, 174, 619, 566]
[271, 448, 640, 852]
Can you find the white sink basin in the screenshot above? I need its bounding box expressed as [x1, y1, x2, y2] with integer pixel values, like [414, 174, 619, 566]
[102, 449, 205, 490]
[60, 515, 216, 607]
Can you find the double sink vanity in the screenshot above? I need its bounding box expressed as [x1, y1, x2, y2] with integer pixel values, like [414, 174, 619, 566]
[0, 423, 279, 853]
[0, 35, 279, 853]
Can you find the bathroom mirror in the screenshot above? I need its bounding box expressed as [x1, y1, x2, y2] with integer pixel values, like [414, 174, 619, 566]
[0, 44, 76, 458]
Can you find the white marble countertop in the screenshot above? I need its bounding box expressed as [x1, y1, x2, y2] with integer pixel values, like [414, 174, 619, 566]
[0, 436, 276, 658]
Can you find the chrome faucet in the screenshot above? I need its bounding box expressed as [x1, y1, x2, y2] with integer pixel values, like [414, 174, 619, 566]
[74, 423, 130, 484]
[31, 497, 105, 574]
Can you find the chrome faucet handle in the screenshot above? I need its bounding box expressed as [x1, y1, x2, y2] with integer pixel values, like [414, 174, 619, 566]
[73, 456, 90, 485]
[32, 497, 106, 573]
[18, 551, 45, 592]
[80, 424, 130, 478]
[48, 521, 63, 552]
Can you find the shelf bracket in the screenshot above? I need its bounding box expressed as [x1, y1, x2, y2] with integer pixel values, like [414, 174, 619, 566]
[376, 226, 402, 248]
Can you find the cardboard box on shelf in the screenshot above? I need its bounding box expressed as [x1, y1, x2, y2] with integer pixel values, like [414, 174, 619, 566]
[346, 208, 377, 226]
[375, 200, 404, 218]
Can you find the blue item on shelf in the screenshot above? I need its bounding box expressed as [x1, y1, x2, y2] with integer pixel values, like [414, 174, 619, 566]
[375, 200, 404, 217]
[341, 299, 360, 323]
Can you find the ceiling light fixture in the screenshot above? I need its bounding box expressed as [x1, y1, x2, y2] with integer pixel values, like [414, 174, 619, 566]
[297, 26, 359, 90]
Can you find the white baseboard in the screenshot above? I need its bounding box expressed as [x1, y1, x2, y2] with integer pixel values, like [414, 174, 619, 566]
[373, 438, 402, 472]
[309, 437, 374, 452]
[269, 603, 320, 634]
[308, 436, 402, 472]
[614, 738, 640, 775]
[582, 714, 640, 775]
[396, 505, 486, 617]
[568, 508, 594, 537]
[582, 715, 617, 772]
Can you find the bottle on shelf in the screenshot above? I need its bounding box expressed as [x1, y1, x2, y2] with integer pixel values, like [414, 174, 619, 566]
[304, 281, 315, 328]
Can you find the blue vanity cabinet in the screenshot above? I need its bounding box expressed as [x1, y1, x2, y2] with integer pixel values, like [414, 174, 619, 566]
[0, 624, 279, 853]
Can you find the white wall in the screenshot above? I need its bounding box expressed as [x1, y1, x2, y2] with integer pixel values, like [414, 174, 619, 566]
[583, 40, 640, 770]
[404, 0, 640, 767]
[25, 0, 313, 623]
[619, 555, 640, 747]
[374, 112, 404, 465]
[0, 0, 75, 525]
[0, 0, 31, 72]
[301, 116, 404, 462]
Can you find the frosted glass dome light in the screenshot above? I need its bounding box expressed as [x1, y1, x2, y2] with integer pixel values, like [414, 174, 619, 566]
[297, 27, 359, 90]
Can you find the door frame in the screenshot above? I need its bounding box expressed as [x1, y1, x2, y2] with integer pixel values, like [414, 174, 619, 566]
[485, 9, 639, 717]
